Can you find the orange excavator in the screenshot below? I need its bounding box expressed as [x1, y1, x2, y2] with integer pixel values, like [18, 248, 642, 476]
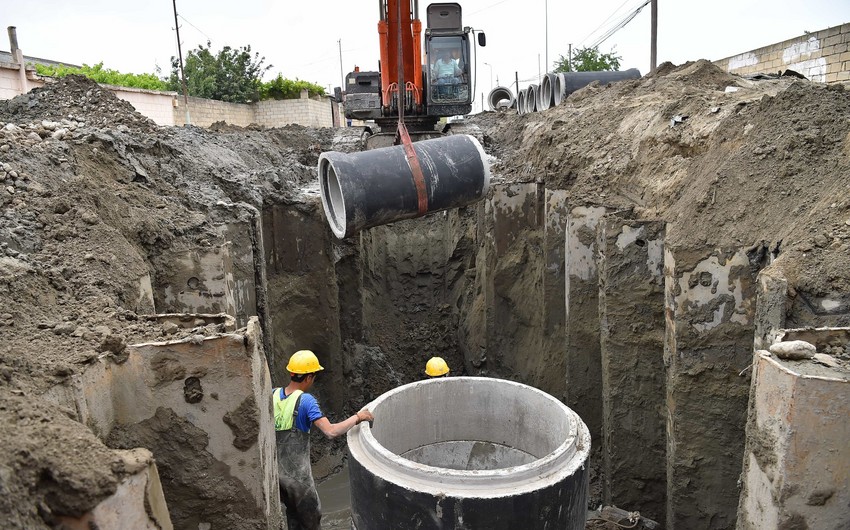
[341, 1, 486, 148]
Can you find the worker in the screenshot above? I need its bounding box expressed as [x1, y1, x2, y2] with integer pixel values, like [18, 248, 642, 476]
[425, 356, 450, 377]
[431, 49, 463, 85]
[451, 48, 465, 70]
[274, 349, 374, 530]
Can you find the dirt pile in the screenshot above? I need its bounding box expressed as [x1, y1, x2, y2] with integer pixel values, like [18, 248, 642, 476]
[0, 76, 339, 527]
[476, 59, 850, 299]
[0, 74, 157, 132]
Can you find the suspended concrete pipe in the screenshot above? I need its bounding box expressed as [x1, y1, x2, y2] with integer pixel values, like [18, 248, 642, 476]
[516, 89, 526, 116]
[539, 73, 558, 111]
[348, 377, 591, 529]
[558, 68, 642, 100]
[487, 86, 515, 111]
[318, 135, 490, 239]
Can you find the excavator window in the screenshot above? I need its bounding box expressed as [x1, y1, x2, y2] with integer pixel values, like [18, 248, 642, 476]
[428, 35, 469, 104]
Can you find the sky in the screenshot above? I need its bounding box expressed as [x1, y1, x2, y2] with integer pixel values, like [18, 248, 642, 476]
[3, 0, 850, 112]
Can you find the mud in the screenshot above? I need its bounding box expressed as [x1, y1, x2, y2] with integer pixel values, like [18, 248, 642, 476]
[106, 407, 264, 529]
[0, 65, 848, 528]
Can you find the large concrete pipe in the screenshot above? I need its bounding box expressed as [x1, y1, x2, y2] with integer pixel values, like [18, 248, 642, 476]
[539, 73, 558, 111]
[553, 73, 566, 106]
[487, 86, 515, 111]
[347, 377, 591, 529]
[524, 86, 535, 114]
[527, 84, 540, 113]
[516, 89, 526, 115]
[318, 135, 490, 239]
[558, 68, 642, 100]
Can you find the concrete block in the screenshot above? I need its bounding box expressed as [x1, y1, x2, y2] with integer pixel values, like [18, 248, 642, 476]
[597, 215, 666, 520]
[565, 205, 606, 440]
[487, 183, 544, 384]
[212, 205, 262, 329]
[541, 189, 569, 402]
[156, 244, 238, 317]
[663, 247, 758, 529]
[43, 317, 281, 529]
[738, 339, 850, 530]
[261, 204, 344, 402]
[753, 266, 788, 351]
[824, 34, 843, 47]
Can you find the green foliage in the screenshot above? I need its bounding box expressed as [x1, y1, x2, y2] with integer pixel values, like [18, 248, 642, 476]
[259, 74, 325, 100]
[169, 42, 271, 103]
[553, 46, 622, 73]
[35, 62, 168, 90]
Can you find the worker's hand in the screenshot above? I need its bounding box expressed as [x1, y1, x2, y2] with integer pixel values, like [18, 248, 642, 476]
[356, 409, 374, 424]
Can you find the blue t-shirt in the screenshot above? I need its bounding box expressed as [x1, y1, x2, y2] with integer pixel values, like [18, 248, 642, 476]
[280, 389, 324, 433]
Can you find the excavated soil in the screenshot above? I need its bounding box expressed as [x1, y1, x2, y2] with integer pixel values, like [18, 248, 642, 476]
[0, 65, 849, 527]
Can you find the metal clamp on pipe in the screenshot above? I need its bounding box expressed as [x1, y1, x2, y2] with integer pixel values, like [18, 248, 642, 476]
[318, 134, 490, 239]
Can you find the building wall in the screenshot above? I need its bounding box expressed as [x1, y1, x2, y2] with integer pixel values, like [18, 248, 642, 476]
[108, 85, 177, 126]
[255, 96, 335, 128]
[714, 22, 850, 83]
[173, 95, 255, 127]
[0, 62, 42, 100]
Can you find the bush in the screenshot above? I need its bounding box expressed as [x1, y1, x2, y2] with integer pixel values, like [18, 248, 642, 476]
[35, 62, 168, 91]
[259, 75, 325, 100]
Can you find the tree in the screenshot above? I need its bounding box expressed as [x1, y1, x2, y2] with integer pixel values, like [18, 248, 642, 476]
[553, 46, 622, 73]
[168, 42, 271, 103]
[36, 62, 167, 91]
[259, 75, 325, 100]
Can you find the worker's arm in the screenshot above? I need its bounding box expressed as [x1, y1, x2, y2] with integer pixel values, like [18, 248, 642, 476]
[313, 409, 374, 439]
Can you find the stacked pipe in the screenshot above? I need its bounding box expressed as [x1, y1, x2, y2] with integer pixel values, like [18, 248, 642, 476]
[487, 86, 516, 111]
[507, 68, 641, 115]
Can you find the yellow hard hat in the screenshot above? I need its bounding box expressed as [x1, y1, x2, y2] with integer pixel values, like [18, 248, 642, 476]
[287, 350, 324, 374]
[425, 357, 450, 377]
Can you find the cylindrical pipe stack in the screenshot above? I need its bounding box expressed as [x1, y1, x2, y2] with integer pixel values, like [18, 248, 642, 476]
[515, 69, 642, 115]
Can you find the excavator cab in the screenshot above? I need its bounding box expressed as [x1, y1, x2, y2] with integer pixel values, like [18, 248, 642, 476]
[340, 1, 485, 148]
[424, 3, 481, 117]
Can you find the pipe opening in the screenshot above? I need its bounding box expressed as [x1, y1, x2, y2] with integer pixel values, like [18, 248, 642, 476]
[348, 377, 590, 528]
[319, 156, 346, 238]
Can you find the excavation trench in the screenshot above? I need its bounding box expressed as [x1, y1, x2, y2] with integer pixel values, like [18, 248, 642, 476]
[4, 67, 850, 530]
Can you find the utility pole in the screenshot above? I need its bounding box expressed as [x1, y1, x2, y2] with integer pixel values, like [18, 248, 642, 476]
[544, 0, 548, 74]
[172, 0, 190, 125]
[338, 39, 345, 91]
[650, 0, 657, 73]
[568, 43, 572, 72]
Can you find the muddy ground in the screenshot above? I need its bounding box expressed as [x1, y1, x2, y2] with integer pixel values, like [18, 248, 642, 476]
[0, 65, 848, 528]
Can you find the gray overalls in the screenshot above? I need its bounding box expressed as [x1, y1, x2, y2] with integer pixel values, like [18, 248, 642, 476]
[275, 389, 322, 530]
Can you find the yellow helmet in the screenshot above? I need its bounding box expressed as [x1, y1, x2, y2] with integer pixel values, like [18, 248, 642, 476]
[287, 350, 324, 374]
[425, 357, 450, 377]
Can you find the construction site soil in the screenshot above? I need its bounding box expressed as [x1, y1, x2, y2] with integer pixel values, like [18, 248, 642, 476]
[0, 65, 848, 528]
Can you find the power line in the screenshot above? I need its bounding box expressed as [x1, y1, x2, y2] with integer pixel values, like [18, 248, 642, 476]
[588, 0, 651, 49]
[178, 14, 212, 44]
[578, 0, 636, 46]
